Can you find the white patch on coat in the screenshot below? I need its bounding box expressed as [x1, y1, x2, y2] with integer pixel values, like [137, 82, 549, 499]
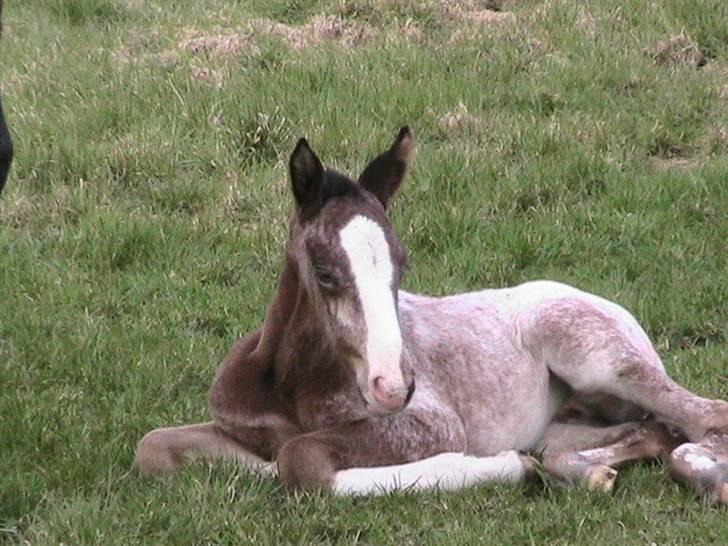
[672, 443, 717, 472]
[339, 215, 403, 395]
[333, 451, 526, 495]
[683, 453, 716, 472]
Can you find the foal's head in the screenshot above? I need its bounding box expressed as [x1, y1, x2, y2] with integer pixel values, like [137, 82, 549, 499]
[286, 127, 416, 415]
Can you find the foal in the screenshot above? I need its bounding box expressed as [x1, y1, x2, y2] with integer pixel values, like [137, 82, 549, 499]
[136, 128, 728, 504]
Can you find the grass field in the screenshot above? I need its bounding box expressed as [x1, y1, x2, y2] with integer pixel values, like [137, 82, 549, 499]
[1, 0, 727, 544]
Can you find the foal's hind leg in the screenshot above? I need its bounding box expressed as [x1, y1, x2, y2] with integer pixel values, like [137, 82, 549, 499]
[536, 420, 682, 492]
[669, 437, 728, 504]
[135, 422, 276, 476]
[522, 298, 728, 502]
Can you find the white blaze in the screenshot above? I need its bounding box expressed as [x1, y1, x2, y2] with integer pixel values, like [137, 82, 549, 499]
[339, 215, 403, 396]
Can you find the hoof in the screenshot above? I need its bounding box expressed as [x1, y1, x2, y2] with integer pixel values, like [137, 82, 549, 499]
[520, 454, 542, 482]
[586, 465, 618, 493]
[719, 483, 728, 505]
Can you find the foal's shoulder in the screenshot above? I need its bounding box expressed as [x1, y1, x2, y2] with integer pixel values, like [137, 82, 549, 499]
[209, 329, 294, 430]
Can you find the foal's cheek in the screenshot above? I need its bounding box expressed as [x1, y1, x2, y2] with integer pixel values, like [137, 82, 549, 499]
[329, 298, 365, 346]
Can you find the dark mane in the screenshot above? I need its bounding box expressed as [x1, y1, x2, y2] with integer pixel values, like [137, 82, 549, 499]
[321, 170, 365, 203]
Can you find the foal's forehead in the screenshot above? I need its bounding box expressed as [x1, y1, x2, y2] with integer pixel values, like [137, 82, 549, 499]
[336, 209, 407, 271]
[314, 188, 390, 239]
[327, 200, 396, 249]
[339, 214, 397, 288]
[298, 169, 401, 257]
[338, 214, 389, 252]
[303, 198, 402, 265]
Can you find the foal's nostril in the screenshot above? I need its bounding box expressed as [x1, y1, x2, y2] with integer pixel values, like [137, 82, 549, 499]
[372, 376, 386, 399]
[370, 375, 415, 411]
[371, 376, 402, 407]
[405, 379, 416, 405]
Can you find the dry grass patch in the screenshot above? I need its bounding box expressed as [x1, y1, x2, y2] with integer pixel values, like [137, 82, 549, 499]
[648, 156, 703, 173]
[702, 125, 728, 155]
[255, 15, 378, 49]
[179, 15, 377, 57]
[117, 14, 379, 82]
[0, 192, 37, 229]
[190, 66, 225, 87]
[648, 33, 706, 68]
[439, 0, 516, 45]
[427, 102, 483, 134]
[178, 31, 257, 57]
[173, 15, 379, 85]
[440, 0, 515, 25]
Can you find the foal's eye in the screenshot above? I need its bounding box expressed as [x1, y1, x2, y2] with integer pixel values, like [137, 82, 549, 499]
[314, 266, 338, 290]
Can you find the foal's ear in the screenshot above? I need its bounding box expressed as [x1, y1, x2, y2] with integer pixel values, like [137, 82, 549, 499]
[289, 137, 325, 214]
[358, 127, 415, 209]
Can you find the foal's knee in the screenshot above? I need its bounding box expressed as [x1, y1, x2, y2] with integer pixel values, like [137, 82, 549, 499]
[277, 435, 335, 492]
[134, 429, 182, 476]
[703, 400, 728, 438]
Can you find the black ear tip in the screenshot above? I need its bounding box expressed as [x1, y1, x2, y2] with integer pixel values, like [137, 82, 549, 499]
[291, 137, 317, 166]
[392, 127, 415, 160]
[293, 137, 310, 152]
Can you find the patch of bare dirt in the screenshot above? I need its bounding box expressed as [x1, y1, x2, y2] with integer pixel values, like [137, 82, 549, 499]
[648, 34, 706, 68]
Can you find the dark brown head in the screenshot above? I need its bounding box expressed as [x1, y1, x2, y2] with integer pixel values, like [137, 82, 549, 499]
[287, 127, 416, 415]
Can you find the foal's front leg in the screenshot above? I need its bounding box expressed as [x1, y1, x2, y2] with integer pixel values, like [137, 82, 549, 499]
[276, 410, 534, 495]
[332, 452, 532, 495]
[135, 422, 276, 476]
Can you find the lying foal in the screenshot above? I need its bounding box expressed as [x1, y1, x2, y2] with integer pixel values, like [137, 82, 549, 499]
[136, 128, 728, 504]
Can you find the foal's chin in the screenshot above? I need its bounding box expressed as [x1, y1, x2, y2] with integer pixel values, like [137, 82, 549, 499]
[365, 402, 406, 416]
[359, 376, 416, 416]
[363, 394, 411, 416]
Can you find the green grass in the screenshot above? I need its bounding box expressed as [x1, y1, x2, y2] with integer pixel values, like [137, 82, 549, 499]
[1, 0, 727, 544]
